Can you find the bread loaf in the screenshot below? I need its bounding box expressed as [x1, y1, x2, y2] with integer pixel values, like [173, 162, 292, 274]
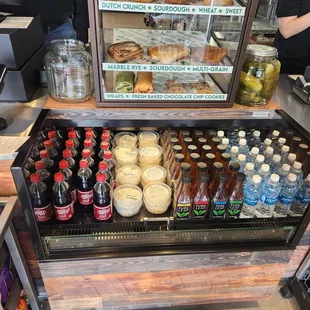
[108, 41, 144, 63]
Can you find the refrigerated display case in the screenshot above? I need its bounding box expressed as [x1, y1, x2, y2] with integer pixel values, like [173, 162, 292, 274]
[88, 0, 260, 107]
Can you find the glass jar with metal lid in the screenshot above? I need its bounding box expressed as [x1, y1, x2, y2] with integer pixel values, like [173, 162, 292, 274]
[236, 44, 281, 106]
[45, 39, 94, 102]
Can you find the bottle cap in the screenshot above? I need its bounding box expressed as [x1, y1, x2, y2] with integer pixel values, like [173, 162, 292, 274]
[222, 138, 229, 145]
[43, 140, 53, 148]
[202, 145, 212, 152]
[281, 145, 290, 153]
[231, 146, 239, 153]
[272, 130, 280, 137]
[245, 163, 254, 171]
[173, 145, 183, 153]
[253, 130, 260, 138]
[65, 139, 74, 148]
[235, 172, 246, 182]
[182, 174, 192, 183]
[218, 172, 229, 181]
[180, 163, 191, 173]
[293, 136, 302, 142]
[99, 161, 108, 170]
[270, 174, 280, 183]
[30, 173, 41, 183]
[217, 130, 224, 138]
[181, 130, 190, 137]
[104, 151, 112, 160]
[213, 162, 224, 171]
[184, 137, 193, 145]
[261, 164, 270, 173]
[237, 154, 246, 162]
[229, 162, 240, 171]
[281, 164, 291, 172]
[299, 143, 309, 150]
[256, 155, 265, 163]
[194, 130, 203, 137]
[188, 145, 197, 152]
[82, 149, 91, 158]
[199, 172, 210, 182]
[175, 154, 185, 162]
[264, 138, 272, 146]
[54, 172, 64, 182]
[40, 150, 48, 159]
[265, 146, 274, 155]
[206, 129, 216, 138]
[293, 161, 302, 170]
[239, 138, 247, 146]
[84, 139, 92, 147]
[252, 175, 262, 184]
[272, 154, 281, 163]
[288, 173, 297, 182]
[172, 137, 180, 144]
[96, 173, 107, 183]
[197, 162, 207, 171]
[198, 137, 207, 144]
[35, 161, 45, 170]
[100, 141, 109, 150]
[48, 131, 56, 139]
[206, 153, 216, 160]
[79, 159, 89, 168]
[278, 137, 286, 144]
[217, 145, 227, 153]
[59, 160, 69, 170]
[190, 153, 200, 162]
[221, 153, 231, 162]
[101, 133, 110, 141]
[86, 131, 93, 139]
[288, 153, 296, 161]
[212, 137, 221, 144]
[251, 147, 259, 155]
[63, 149, 72, 158]
[307, 174, 310, 182]
[68, 131, 77, 139]
[238, 130, 246, 138]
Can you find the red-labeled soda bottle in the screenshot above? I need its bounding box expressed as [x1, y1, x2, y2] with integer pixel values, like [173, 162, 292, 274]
[82, 149, 95, 170]
[62, 149, 76, 173]
[43, 140, 58, 160]
[59, 160, 77, 204]
[98, 141, 110, 161]
[83, 139, 96, 157]
[39, 150, 54, 171]
[77, 160, 93, 209]
[93, 173, 112, 221]
[68, 130, 80, 149]
[52, 172, 74, 222]
[85, 130, 97, 148]
[47, 130, 61, 150]
[103, 151, 116, 177]
[67, 127, 81, 139]
[35, 160, 51, 186]
[29, 173, 53, 223]
[65, 139, 78, 158]
[96, 161, 112, 186]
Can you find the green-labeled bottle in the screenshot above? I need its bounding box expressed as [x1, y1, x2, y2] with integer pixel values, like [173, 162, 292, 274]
[175, 174, 193, 220]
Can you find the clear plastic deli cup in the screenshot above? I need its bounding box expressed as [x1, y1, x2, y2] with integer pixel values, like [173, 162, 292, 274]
[116, 165, 141, 187]
[113, 184, 143, 217]
[141, 165, 167, 187]
[113, 146, 138, 168]
[114, 132, 137, 148]
[139, 145, 163, 168]
[143, 182, 172, 214]
[138, 131, 160, 147]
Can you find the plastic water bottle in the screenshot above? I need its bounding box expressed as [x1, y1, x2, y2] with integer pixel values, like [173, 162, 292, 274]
[270, 154, 282, 174]
[236, 154, 247, 172]
[273, 137, 286, 154]
[240, 175, 262, 218]
[254, 154, 265, 172]
[257, 164, 270, 185]
[248, 147, 259, 163]
[260, 138, 272, 153]
[291, 161, 303, 183]
[228, 128, 241, 146]
[278, 164, 291, 185]
[273, 174, 299, 218]
[268, 130, 280, 143]
[264, 147, 274, 165]
[285, 153, 296, 166]
[244, 163, 255, 185]
[288, 174, 310, 217]
[249, 130, 262, 148]
[280, 145, 290, 164]
[230, 146, 239, 162]
[254, 174, 281, 218]
[237, 130, 246, 143]
[239, 139, 250, 155]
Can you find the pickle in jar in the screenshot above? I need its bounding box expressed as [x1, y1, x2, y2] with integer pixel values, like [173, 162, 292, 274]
[239, 71, 263, 93]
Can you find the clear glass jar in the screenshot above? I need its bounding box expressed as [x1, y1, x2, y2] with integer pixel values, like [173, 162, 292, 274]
[236, 45, 281, 107]
[45, 39, 94, 102]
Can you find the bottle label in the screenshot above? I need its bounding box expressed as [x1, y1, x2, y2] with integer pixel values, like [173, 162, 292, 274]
[295, 193, 310, 204]
[193, 201, 209, 220]
[94, 204, 112, 221]
[53, 203, 74, 221]
[78, 189, 93, 205]
[227, 200, 243, 218]
[278, 195, 294, 205]
[34, 204, 53, 222]
[71, 189, 77, 204]
[244, 196, 259, 206]
[211, 200, 227, 219]
[260, 194, 277, 206]
[175, 203, 191, 220]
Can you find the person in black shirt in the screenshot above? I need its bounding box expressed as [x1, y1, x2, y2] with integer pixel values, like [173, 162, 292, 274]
[274, 0, 310, 74]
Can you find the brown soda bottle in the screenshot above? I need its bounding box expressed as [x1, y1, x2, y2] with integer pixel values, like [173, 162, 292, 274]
[185, 145, 198, 163]
[175, 174, 193, 220]
[190, 153, 200, 181]
[221, 153, 231, 172]
[201, 144, 212, 160]
[211, 137, 222, 154]
[168, 145, 183, 170]
[168, 153, 185, 190]
[205, 129, 217, 145]
[284, 129, 294, 146]
[174, 163, 191, 208]
[290, 136, 302, 153]
[296, 144, 309, 163]
[210, 162, 224, 194]
[163, 130, 177, 150]
[165, 137, 179, 167]
[205, 153, 216, 174]
[197, 137, 207, 155]
[209, 172, 229, 219]
[227, 172, 246, 219]
[180, 130, 191, 141]
[227, 162, 240, 191]
[183, 137, 194, 157]
[192, 173, 210, 220]
[216, 144, 227, 162]
[193, 130, 204, 145]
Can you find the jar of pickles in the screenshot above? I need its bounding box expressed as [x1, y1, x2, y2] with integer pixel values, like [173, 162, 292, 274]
[236, 45, 281, 106]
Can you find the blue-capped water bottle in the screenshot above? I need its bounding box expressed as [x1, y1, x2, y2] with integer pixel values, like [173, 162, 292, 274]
[273, 173, 299, 218]
[254, 174, 281, 218]
[240, 175, 262, 218]
[288, 174, 310, 217]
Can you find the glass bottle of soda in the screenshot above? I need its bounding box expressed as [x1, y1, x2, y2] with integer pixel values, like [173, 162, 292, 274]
[83, 139, 96, 157]
[52, 172, 74, 222]
[59, 160, 77, 204]
[174, 163, 191, 208]
[201, 144, 212, 160]
[175, 174, 193, 220]
[29, 173, 53, 223]
[43, 140, 58, 161]
[39, 150, 54, 171]
[93, 173, 112, 221]
[193, 162, 208, 193]
[77, 159, 93, 209]
[65, 139, 78, 159]
[35, 160, 51, 186]
[47, 130, 61, 150]
[81, 149, 95, 170]
[205, 153, 216, 174]
[209, 173, 229, 219]
[167, 153, 185, 189]
[192, 173, 210, 220]
[197, 137, 207, 156]
[209, 162, 224, 194]
[227, 172, 246, 219]
[227, 162, 240, 191]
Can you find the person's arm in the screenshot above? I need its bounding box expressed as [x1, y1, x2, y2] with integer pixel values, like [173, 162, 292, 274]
[278, 13, 310, 39]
